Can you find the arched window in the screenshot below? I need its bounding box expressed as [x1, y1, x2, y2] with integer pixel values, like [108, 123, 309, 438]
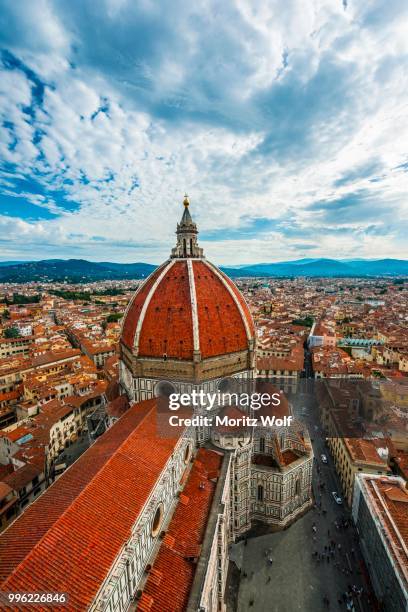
[183, 238, 187, 257]
[184, 444, 192, 464]
[257, 484, 264, 502]
[259, 437, 265, 453]
[190, 238, 193, 254]
[295, 478, 301, 496]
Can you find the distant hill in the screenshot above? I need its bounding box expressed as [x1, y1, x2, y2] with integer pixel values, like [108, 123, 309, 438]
[0, 261, 30, 267]
[221, 258, 408, 278]
[0, 259, 156, 283]
[98, 262, 158, 276]
[0, 257, 406, 283]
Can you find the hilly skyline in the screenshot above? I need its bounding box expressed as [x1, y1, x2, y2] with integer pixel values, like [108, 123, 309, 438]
[0, 257, 406, 283]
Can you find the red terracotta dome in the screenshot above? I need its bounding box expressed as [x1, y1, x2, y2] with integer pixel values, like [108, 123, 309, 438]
[121, 198, 255, 361]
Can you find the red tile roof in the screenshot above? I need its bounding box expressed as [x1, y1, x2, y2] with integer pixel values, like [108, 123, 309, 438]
[0, 464, 13, 481]
[362, 476, 408, 587]
[121, 264, 168, 349]
[0, 482, 12, 500]
[194, 261, 249, 358]
[106, 394, 129, 418]
[3, 463, 42, 491]
[0, 389, 21, 403]
[0, 399, 181, 611]
[139, 261, 194, 359]
[345, 438, 388, 466]
[281, 449, 300, 466]
[141, 448, 223, 612]
[120, 259, 254, 359]
[257, 349, 304, 373]
[219, 269, 255, 337]
[255, 380, 291, 419]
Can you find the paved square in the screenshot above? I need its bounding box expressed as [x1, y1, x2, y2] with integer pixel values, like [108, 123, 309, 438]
[231, 404, 373, 612]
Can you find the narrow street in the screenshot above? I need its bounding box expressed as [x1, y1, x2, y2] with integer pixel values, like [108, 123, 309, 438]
[54, 433, 91, 471]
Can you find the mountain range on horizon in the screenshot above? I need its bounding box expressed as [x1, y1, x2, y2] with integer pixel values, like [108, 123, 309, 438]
[0, 257, 407, 283]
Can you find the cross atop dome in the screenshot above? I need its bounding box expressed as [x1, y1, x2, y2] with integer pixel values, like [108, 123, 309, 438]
[171, 196, 204, 259]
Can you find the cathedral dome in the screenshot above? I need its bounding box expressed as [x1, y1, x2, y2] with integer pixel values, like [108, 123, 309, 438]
[120, 198, 255, 362]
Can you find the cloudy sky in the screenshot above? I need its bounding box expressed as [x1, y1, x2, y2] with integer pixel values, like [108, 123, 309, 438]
[0, 0, 407, 265]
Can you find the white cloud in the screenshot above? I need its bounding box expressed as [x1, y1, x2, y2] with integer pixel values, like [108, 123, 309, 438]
[0, 0, 407, 263]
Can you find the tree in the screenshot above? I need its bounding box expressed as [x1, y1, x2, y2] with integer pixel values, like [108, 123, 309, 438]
[292, 316, 314, 328]
[6, 293, 40, 305]
[50, 290, 91, 301]
[106, 313, 123, 323]
[4, 327, 20, 338]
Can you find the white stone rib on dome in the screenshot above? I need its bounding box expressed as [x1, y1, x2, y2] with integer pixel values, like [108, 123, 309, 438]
[187, 259, 200, 353]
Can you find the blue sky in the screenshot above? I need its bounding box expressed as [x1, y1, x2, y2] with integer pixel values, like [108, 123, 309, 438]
[0, 0, 407, 264]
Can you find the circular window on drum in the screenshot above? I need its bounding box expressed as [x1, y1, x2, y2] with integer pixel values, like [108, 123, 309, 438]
[217, 377, 234, 393]
[151, 503, 164, 537]
[155, 380, 177, 399]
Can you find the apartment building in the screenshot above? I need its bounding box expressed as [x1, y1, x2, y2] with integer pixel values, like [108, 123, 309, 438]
[352, 474, 408, 612]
